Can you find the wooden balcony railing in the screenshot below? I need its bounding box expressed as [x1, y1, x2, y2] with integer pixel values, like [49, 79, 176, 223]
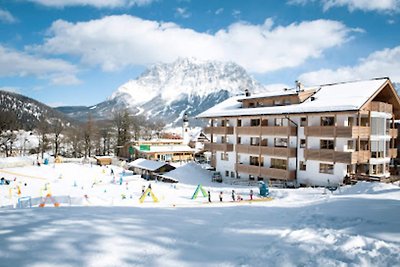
[305, 126, 370, 138]
[371, 101, 393, 113]
[236, 126, 296, 136]
[235, 163, 296, 180]
[204, 142, 234, 152]
[389, 148, 398, 158]
[236, 144, 296, 157]
[390, 128, 398, 138]
[204, 126, 234, 135]
[305, 149, 370, 164]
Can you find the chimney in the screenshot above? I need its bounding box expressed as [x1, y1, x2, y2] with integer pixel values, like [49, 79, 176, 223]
[245, 89, 251, 97]
[295, 80, 302, 93]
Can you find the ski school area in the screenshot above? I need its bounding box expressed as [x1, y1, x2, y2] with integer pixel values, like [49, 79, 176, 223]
[0, 160, 272, 209]
[1, 159, 400, 266]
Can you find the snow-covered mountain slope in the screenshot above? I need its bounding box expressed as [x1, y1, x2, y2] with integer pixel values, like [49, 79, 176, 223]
[112, 57, 265, 106]
[59, 58, 266, 126]
[0, 90, 73, 129]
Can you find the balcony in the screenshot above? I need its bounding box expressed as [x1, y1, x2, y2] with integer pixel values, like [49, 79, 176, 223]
[236, 144, 296, 157]
[390, 128, 398, 138]
[204, 142, 234, 152]
[304, 149, 370, 164]
[204, 126, 234, 135]
[235, 163, 296, 180]
[371, 101, 393, 113]
[236, 126, 296, 136]
[305, 126, 370, 138]
[389, 148, 398, 158]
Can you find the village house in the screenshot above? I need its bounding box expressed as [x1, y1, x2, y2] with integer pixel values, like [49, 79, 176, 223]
[197, 77, 399, 186]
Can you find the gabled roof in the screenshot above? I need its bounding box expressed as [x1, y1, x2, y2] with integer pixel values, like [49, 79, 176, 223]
[197, 78, 390, 118]
[128, 158, 174, 172]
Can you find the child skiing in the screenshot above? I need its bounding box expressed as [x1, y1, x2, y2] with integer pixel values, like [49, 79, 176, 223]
[219, 191, 223, 202]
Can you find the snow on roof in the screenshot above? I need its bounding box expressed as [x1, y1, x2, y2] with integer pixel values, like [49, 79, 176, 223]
[197, 78, 388, 118]
[159, 162, 213, 185]
[134, 145, 195, 153]
[128, 158, 172, 171]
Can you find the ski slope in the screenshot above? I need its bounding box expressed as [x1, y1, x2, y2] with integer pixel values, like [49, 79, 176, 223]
[0, 162, 399, 267]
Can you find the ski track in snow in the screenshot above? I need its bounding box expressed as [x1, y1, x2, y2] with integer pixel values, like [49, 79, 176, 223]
[0, 162, 399, 267]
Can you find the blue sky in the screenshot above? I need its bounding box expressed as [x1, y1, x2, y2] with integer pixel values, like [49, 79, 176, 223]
[0, 0, 399, 107]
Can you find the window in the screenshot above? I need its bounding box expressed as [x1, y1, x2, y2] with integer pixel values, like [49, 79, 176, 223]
[225, 170, 229, 177]
[257, 176, 264, 181]
[319, 163, 334, 174]
[237, 119, 242, 127]
[249, 175, 255, 180]
[284, 99, 291, 105]
[348, 117, 354, 127]
[221, 120, 226, 127]
[273, 100, 282, 106]
[357, 140, 369, 151]
[274, 118, 284, 126]
[261, 119, 268, 126]
[250, 156, 263, 167]
[250, 119, 260, 126]
[275, 138, 288, 148]
[321, 116, 335, 126]
[300, 117, 307, 127]
[237, 137, 241, 144]
[320, 140, 334, 149]
[300, 139, 306, 148]
[248, 102, 255, 108]
[250, 137, 260, 146]
[271, 158, 287, 170]
[299, 161, 306, 171]
[261, 138, 268, 146]
[221, 153, 229, 161]
[231, 171, 235, 178]
[347, 140, 354, 150]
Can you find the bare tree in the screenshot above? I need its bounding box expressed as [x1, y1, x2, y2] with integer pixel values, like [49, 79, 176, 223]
[36, 120, 50, 159]
[113, 109, 132, 156]
[51, 119, 64, 156]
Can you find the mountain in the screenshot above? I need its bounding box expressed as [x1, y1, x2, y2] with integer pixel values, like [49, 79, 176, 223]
[0, 90, 74, 130]
[57, 58, 266, 126]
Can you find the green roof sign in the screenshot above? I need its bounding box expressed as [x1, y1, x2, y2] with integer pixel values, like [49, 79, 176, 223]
[139, 144, 151, 151]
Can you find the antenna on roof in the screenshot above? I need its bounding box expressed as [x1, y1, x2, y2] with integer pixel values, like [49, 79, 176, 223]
[244, 89, 251, 97]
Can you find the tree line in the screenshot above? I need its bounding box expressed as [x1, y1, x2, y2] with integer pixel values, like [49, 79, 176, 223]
[0, 109, 166, 158]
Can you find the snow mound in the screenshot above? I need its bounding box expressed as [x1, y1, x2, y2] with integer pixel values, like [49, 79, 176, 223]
[341, 181, 400, 195]
[161, 162, 213, 186]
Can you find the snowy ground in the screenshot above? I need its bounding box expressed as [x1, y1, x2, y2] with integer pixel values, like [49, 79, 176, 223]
[0, 162, 400, 267]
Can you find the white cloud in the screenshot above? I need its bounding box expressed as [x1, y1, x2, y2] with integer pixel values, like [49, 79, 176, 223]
[175, 7, 191, 18]
[232, 9, 241, 19]
[0, 8, 17, 23]
[25, 0, 154, 8]
[0, 45, 80, 85]
[30, 15, 354, 74]
[215, 8, 224, 15]
[288, 0, 400, 12]
[298, 46, 400, 85]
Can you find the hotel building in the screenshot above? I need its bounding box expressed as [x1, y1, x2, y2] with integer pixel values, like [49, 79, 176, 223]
[197, 78, 399, 186]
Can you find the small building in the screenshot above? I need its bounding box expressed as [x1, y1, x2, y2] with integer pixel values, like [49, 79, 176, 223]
[128, 158, 176, 180]
[94, 156, 112, 166]
[120, 139, 195, 162]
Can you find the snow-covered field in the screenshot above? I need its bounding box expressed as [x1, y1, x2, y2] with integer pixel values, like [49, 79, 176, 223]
[0, 162, 399, 267]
